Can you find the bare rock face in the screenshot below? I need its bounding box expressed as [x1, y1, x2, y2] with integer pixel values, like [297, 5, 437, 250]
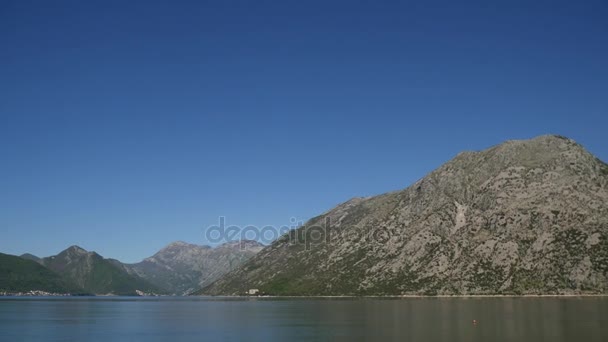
[201, 135, 608, 295]
[121, 240, 263, 295]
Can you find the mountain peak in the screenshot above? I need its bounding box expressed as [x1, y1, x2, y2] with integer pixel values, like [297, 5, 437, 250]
[452, 135, 576, 161]
[496, 134, 580, 151]
[166, 241, 193, 248]
[20, 253, 40, 259]
[145, 241, 213, 263]
[510, 133, 572, 143]
[433, 134, 602, 190]
[161, 241, 210, 251]
[64, 245, 88, 254]
[20, 253, 42, 264]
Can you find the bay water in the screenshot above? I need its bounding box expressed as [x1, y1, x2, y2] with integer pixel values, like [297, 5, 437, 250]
[1, 296, 606, 341]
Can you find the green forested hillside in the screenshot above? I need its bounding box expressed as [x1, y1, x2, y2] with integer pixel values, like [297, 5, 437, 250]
[42, 246, 163, 295]
[0, 253, 79, 293]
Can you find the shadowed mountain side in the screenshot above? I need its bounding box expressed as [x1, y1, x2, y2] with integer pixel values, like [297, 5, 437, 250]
[1, 253, 81, 294]
[41, 246, 163, 295]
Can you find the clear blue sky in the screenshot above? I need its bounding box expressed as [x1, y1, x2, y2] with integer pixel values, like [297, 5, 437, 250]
[1, 0, 606, 262]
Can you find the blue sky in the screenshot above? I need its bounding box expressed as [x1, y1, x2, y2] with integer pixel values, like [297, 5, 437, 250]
[1, 0, 607, 262]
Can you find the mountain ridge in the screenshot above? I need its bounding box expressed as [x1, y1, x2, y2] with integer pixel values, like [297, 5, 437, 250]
[118, 240, 264, 294]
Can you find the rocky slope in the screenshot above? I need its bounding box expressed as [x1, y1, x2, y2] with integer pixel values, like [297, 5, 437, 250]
[118, 240, 264, 294]
[0, 253, 80, 294]
[200, 135, 608, 295]
[42, 246, 162, 295]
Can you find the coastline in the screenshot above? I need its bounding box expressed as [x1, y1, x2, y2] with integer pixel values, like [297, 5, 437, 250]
[195, 293, 608, 299]
[3, 290, 607, 299]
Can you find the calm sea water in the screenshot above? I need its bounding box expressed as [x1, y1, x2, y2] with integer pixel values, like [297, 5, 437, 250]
[0, 296, 607, 341]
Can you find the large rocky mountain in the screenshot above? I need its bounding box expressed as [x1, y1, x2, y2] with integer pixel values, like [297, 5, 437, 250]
[117, 240, 264, 294]
[200, 135, 608, 295]
[41, 246, 162, 295]
[0, 253, 79, 294]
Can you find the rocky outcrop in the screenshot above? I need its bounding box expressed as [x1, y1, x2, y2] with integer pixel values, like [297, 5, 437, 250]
[201, 135, 608, 295]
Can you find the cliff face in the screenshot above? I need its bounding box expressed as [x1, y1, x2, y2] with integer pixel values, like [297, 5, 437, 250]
[201, 135, 608, 295]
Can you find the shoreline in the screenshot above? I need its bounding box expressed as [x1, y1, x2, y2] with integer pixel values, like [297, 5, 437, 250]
[196, 293, 608, 299]
[3, 291, 607, 299]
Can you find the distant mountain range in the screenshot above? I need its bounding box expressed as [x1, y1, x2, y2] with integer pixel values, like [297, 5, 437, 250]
[200, 135, 608, 295]
[4, 135, 607, 297]
[1, 241, 263, 295]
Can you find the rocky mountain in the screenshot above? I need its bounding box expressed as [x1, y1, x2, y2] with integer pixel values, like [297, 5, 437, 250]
[200, 135, 608, 296]
[41, 246, 163, 295]
[118, 240, 264, 294]
[0, 252, 79, 294]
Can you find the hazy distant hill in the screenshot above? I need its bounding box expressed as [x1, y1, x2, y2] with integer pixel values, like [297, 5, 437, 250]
[201, 135, 608, 295]
[19, 253, 43, 265]
[118, 240, 264, 294]
[0, 253, 79, 293]
[41, 246, 163, 295]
